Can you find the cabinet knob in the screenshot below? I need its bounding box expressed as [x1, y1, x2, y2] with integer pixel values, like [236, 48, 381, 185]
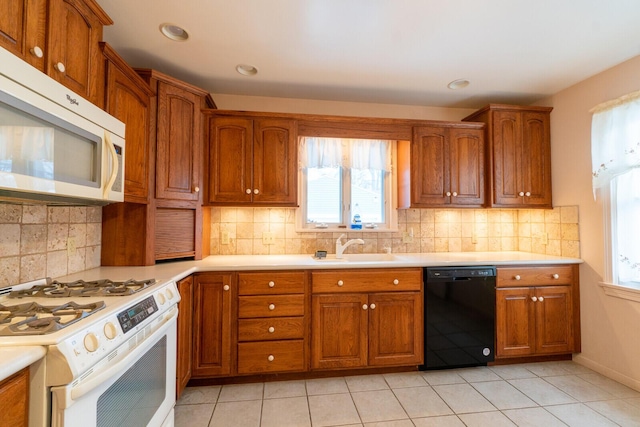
[30, 46, 43, 58]
[267, 354, 275, 362]
[531, 296, 538, 302]
[538, 296, 544, 302]
[194, 186, 200, 193]
[54, 62, 66, 73]
[525, 191, 531, 197]
[452, 192, 458, 197]
[268, 326, 275, 333]
[362, 304, 368, 310]
[519, 191, 525, 197]
[337, 280, 344, 287]
[246, 189, 252, 194]
[514, 275, 521, 281]
[446, 191, 452, 197]
[254, 189, 259, 194]
[552, 274, 560, 279]
[268, 303, 276, 311]
[223, 285, 230, 291]
[370, 303, 376, 310]
[268, 281, 275, 288]
[393, 279, 399, 285]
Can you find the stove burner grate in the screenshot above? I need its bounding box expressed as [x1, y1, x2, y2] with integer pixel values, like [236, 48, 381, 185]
[0, 301, 105, 335]
[8, 278, 156, 298]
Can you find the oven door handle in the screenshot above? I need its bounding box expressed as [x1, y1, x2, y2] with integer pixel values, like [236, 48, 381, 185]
[59, 306, 178, 407]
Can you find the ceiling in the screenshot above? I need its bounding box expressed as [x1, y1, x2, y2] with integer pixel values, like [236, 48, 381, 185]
[100, 0, 640, 109]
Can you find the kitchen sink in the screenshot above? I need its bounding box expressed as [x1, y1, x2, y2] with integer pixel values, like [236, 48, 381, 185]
[311, 253, 400, 262]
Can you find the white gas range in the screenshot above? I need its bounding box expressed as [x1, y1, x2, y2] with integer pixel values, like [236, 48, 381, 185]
[0, 276, 180, 427]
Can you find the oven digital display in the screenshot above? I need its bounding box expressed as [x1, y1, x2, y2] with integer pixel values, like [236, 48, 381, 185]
[117, 296, 158, 334]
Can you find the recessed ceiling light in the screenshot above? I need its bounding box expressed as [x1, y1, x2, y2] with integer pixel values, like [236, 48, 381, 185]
[160, 23, 189, 41]
[447, 79, 470, 90]
[236, 64, 258, 76]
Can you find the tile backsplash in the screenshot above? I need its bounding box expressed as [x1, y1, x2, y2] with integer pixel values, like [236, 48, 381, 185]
[209, 206, 580, 259]
[0, 204, 102, 287]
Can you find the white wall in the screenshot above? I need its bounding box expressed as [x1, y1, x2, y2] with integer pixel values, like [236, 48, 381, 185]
[542, 54, 640, 390]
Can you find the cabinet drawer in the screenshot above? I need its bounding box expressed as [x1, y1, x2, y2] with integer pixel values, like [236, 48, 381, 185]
[238, 317, 304, 341]
[312, 268, 422, 293]
[237, 340, 305, 374]
[497, 265, 574, 287]
[238, 295, 305, 318]
[238, 271, 305, 295]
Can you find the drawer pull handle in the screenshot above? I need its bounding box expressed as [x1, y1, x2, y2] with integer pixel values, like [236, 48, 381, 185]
[514, 275, 521, 281]
[223, 285, 230, 291]
[268, 326, 275, 333]
[362, 304, 368, 310]
[370, 303, 376, 309]
[531, 296, 538, 302]
[54, 62, 66, 73]
[337, 280, 344, 287]
[538, 296, 544, 302]
[552, 274, 560, 279]
[268, 355, 274, 362]
[30, 46, 43, 58]
[525, 191, 531, 197]
[268, 304, 276, 311]
[446, 191, 452, 197]
[519, 191, 525, 197]
[246, 188, 252, 194]
[268, 281, 275, 288]
[393, 279, 399, 285]
[254, 189, 260, 194]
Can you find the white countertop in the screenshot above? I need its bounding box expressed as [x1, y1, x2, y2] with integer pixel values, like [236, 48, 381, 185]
[0, 346, 46, 382]
[56, 251, 583, 285]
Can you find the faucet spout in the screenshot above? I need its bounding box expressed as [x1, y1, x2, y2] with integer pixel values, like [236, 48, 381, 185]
[335, 233, 365, 259]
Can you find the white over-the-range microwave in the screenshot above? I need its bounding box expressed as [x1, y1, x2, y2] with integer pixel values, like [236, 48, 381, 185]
[0, 46, 125, 205]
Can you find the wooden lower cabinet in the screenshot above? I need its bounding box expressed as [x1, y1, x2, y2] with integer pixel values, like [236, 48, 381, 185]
[496, 265, 579, 359]
[192, 273, 233, 378]
[0, 367, 29, 427]
[176, 275, 193, 398]
[311, 268, 423, 370]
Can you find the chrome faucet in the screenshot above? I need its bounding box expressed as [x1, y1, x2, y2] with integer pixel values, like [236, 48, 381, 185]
[335, 233, 364, 259]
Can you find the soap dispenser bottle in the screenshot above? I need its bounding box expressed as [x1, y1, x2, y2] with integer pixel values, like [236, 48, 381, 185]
[351, 204, 362, 230]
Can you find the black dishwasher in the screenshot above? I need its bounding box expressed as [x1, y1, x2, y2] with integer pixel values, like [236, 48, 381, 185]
[421, 266, 496, 370]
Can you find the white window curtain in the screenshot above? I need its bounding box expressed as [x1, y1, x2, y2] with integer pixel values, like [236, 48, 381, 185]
[299, 137, 391, 171]
[590, 90, 640, 192]
[591, 90, 640, 284]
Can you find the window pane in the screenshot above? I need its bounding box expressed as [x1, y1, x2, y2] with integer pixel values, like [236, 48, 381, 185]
[615, 168, 640, 283]
[306, 167, 342, 223]
[351, 168, 384, 223]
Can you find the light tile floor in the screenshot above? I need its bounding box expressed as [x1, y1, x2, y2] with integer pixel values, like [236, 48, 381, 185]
[175, 361, 640, 426]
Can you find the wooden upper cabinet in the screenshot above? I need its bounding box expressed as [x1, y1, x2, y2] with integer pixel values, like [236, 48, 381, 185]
[0, 0, 47, 70]
[463, 104, 552, 208]
[207, 115, 297, 206]
[404, 125, 484, 207]
[1, 0, 111, 107]
[101, 43, 153, 203]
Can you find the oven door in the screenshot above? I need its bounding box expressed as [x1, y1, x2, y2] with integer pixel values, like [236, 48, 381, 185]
[50, 307, 177, 427]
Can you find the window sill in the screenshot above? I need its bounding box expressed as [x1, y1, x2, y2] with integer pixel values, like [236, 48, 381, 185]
[599, 281, 640, 303]
[295, 227, 399, 234]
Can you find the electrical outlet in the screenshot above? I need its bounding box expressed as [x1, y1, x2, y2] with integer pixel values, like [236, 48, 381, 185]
[263, 231, 275, 245]
[221, 230, 230, 245]
[402, 231, 413, 244]
[542, 232, 548, 245]
[67, 237, 76, 256]
[471, 233, 478, 244]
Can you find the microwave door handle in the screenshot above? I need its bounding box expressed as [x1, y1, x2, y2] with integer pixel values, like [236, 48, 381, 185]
[103, 132, 119, 199]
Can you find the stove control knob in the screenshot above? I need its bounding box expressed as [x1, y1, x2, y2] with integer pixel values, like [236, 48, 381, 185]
[157, 292, 166, 305]
[165, 289, 175, 300]
[103, 322, 118, 340]
[84, 333, 99, 352]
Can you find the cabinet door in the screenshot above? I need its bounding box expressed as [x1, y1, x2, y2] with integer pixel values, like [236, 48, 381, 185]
[535, 286, 573, 354]
[0, 368, 29, 427]
[411, 126, 449, 206]
[47, 0, 104, 106]
[0, 0, 46, 70]
[496, 287, 535, 357]
[192, 273, 233, 377]
[104, 51, 152, 203]
[311, 294, 368, 370]
[208, 117, 253, 203]
[449, 127, 485, 206]
[156, 81, 202, 201]
[521, 111, 552, 207]
[368, 292, 423, 366]
[492, 110, 524, 206]
[252, 119, 297, 205]
[176, 275, 193, 399]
